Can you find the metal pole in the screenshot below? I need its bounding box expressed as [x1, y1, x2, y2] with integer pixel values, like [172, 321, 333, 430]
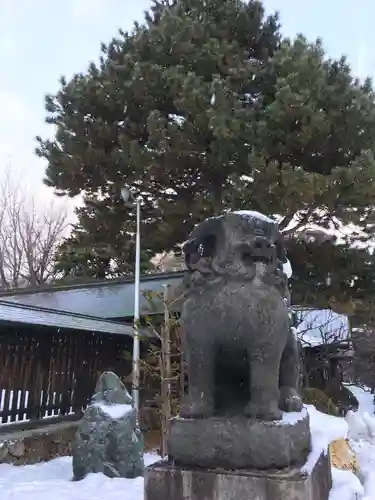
[132, 198, 141, 416]
[160, 284, 171, 456]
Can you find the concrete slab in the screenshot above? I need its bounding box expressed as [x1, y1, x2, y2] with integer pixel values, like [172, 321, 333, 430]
[144, 453, 332, 500]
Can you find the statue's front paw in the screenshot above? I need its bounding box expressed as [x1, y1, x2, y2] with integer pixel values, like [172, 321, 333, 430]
[180, 401, 214, 419]
[244, 400, 282, 421]
[279, 387, 303, 412]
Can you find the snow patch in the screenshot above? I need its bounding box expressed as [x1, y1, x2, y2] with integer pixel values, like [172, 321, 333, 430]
[94, 403, 133, 420]
[346, 385, 375, 416]
[330, 467, 364, 500]
[346, 411, 372, 441]
[346, 412, 375, 500]
[276, 408, 307, 426]
[346, 411, 375, 441]
[282, 259, 293, 278]
[302, 405, 348, 474]
[234, 210, 275, 223]
[0, 453, 160, 500]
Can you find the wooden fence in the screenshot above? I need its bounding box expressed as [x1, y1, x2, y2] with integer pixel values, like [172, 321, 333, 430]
[0, 324, 133, 424]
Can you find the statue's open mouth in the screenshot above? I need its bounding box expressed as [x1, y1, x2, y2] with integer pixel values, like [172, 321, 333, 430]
[243, 239, 276, 265]
[251, 255, 273, 264]
[242, 251, 275, 266]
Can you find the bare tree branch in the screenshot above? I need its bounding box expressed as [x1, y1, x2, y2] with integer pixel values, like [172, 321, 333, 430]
[0, 169, 68, 290]
[293, 307, 349, 348]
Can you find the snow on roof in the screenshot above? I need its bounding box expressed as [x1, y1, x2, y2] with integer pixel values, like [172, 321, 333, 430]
[294, 308, 349, 347]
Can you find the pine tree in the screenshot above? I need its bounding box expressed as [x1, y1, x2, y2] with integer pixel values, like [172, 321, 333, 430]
[54, 200, 153, 280]
[37, 0, 375, 310]
[37, 0, 281, 267]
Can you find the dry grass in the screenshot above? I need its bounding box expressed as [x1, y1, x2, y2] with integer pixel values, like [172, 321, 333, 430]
[144, 429, 161, 453]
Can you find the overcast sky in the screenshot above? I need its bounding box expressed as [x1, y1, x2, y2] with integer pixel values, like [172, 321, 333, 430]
[0, 0, 373, 214]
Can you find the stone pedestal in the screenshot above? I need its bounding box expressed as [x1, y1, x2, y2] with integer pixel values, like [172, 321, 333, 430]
[144, 453, 332, 500]
[168, 409, 310, 469]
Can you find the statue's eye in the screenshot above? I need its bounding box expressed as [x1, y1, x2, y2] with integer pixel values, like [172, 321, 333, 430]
[242, 251, 252, 264]
[239, 244, 253, 264]
[197, 234, 216, 258]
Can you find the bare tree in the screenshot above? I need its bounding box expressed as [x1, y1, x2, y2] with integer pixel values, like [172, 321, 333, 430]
[0, 170, 68, 290]
[293, 307, 349, 348]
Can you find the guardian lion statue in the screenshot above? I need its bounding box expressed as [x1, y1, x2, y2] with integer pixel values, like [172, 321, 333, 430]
[180, 211, 303, 421]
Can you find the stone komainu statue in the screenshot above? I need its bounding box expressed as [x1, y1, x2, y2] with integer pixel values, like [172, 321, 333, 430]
[180, 211, 303, 421]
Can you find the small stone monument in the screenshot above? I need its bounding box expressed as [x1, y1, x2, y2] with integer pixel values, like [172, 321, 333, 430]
[72, 371, 144, 480]
[145, 212, 332, 500]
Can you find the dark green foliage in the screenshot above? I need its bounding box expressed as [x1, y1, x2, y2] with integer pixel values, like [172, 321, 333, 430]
[287, 239, 375, 308]
[37, 0, 375, 308]
[54, 201, 154, 280]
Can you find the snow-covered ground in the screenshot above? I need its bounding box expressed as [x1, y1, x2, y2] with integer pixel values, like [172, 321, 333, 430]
[346, 385, 375, 416]
[0, 387, 374, 500]
[330, 385, 375, 499]
[0, 452, 160, 500]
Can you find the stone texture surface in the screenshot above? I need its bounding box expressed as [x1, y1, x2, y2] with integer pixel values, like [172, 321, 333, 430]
[0, 420, 78, 465]
[92, 370, 133, 405]
[168, 410, 310, 470]
[181, 212, 303, 422]
[72, 371, 144, 480]
[145, 452, 332, 500]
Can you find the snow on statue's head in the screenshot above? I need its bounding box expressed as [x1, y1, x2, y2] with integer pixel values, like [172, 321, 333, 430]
[235, 211, 293, 279]
[183, 211, 290, 297]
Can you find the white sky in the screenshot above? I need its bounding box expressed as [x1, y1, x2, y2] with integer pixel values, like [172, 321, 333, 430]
[0, 0, 373, 218]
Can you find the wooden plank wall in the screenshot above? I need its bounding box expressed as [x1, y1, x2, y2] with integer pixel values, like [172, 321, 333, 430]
[0, 325, 133, 424]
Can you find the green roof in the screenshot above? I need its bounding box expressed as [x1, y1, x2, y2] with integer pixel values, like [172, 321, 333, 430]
[0, 300, 135, 336]
[0, 272, 184, 319]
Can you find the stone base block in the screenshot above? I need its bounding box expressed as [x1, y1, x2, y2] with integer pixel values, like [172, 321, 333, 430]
[168, 409, 310, 469]
[144, 453, 332, 500]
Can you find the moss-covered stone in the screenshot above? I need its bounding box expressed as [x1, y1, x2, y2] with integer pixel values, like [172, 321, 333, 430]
[302, 387, 339, 416]
[72, 371, 144, 480]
